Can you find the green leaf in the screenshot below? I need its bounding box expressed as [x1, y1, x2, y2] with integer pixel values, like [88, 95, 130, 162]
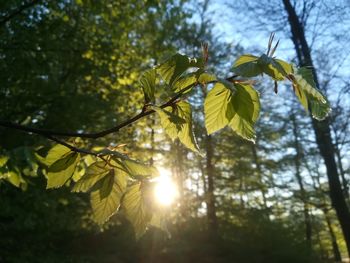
[44, 144, 72, 166]
[122, 182, 152, 239]
[72, 161, 110, 193]
[229, 83, 260, 142]
[2, 165, 26, 189]
[176, 101, 200, 153]
[6, 170, 21, 187]
[157, 53, 203, 86]
[104, 151, 159, 179]
[308, 96, 331, 121]
[0, 155, 9, 167]
[294, 67, 326, 102]
[122, 159, 159, 179]
[293, 67, 331, 120]
[172, 72, 197, 93]
[91, 169, 127, 225]
[232, 54, 262, 77]
[198, 72, 217, 84]
[0, 165, 9, 179]
[257, 54, 291, 80]
[46, 152, 80, 189]
[153, 106, 186, 140]
[153, 102, 200, 153]
[99, 171, 115, 199]
[275, 59, 293, 75]
[204, 81, 235, 134]
[140, 68, 156, 103]
[293, 83, 309, 112]
[72, 166, 85, 182]
[172, 70, 216, 93]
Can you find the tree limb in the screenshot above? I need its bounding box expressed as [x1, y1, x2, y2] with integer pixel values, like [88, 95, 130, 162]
[0, 82, 197, 140]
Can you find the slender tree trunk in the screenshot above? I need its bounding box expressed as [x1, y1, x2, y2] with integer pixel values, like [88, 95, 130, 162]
[205, 134, 218, 233]
[199, 158, 208, 194]
[309, 166, 343, 262]
[200, 84, 218, 234]
[334, 140, 349, 201]
[291, 113, 312, 243]
[251, 143, 268, 210]
[314, 222, 329, 260]
[175, 141, 187, 220]
[282, 0, 350, 256]
[150, 123, 155, 166]
[323, 208, 342, 262]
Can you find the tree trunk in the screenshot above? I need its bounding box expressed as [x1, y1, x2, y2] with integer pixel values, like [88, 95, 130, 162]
[323, 208, 342, 262]
[205, 134, 218, 233]
[334, 139, 349, 201]
[282, 0, 350, 256]
[251, 143, 268, 210]
[291, 113, 312, 243]
[175, 141, 187, 220]
[309, 166, 342, 262]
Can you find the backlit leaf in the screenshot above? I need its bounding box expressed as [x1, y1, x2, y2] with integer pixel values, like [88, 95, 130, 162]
[122, 159, 159, 179]
[173, 72, 197, 93]
[107, 153, 159, 179]
[0, 155, 9, 167]
[99, 171, 115, 199]
[46, 152, 80, 189]
[44, 144, 71, 166]
[157, 53, 203, 86]
[6, 170, 21, 187]
[232, 54, 262, 77]
[204, 81, 235, 134]
[198, 72, 217, 84]
[176, 101, 200, 153]
[91, 169, 127, 225]
[140, 68, 156, 103]
[153, 102, 200, 153]
[153, 106, 186, 140]
[72, 161, 110, 193]
[229, 83, 260, 142]
[292, 67, 331, 120]
[122, 182, 152, 239]
[257, 54, 291, 80]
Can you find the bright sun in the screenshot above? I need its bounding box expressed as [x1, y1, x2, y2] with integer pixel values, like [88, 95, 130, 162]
[154, 167, 179, 206]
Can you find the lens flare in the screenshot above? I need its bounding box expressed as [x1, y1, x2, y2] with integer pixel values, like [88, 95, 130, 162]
[154, 168, 178, 206]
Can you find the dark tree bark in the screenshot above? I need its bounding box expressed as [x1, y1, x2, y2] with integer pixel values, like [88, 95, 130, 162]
[282, 0, 350, 256]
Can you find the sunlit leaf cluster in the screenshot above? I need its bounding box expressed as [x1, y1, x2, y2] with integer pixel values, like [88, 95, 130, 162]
[0, 48, 330, 239]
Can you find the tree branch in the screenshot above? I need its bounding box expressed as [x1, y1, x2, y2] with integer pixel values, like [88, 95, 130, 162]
[0, 82, 197, 140]
[0, 75, 238, 157]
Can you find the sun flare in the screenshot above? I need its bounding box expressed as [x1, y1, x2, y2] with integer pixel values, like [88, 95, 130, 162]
[154, 168, 179, 206]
